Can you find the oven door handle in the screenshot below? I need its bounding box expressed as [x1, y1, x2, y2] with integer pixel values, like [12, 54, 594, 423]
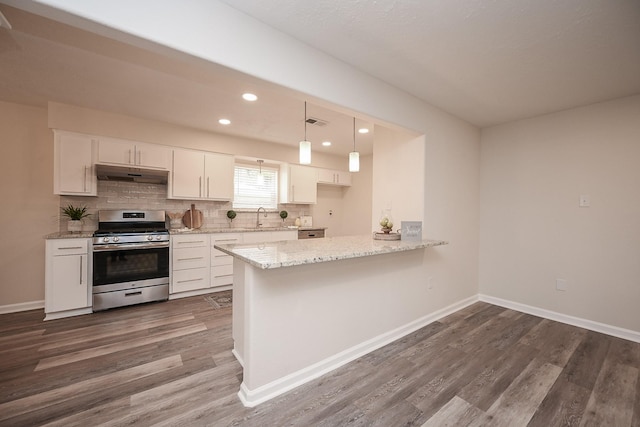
[93, 242, 169, 252]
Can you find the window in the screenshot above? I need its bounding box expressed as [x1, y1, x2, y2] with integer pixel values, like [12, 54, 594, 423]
[233, 164, 278, 209]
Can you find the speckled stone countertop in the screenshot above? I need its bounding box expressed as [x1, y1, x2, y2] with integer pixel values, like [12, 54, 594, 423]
[169, 227, 318, 234]
[44, 227, 325, 239]
[45, 232, 95, 240]
[215, 235, 448, 270]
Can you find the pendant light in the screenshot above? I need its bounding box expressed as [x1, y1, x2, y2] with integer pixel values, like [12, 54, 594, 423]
[349, 117, 360, 172]
[257, 159, 265, 185]
[299, 101, 311, 164]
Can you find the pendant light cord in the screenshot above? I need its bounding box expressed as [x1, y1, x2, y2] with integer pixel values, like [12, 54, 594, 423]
[304, 101, 307, 141]
[353, 117, 356, 151]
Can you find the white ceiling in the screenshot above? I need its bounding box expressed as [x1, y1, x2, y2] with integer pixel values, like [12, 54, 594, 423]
[221, 0, 640, 127]
[1, 0, 639, 155]
[0, 5, 375, 156]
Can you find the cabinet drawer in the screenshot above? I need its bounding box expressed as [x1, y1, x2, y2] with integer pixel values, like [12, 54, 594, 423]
[173, 247, 209, 270]
[211, 252, 233, 266]
[172, 234, 209, 248]
[213, 264, 234, 277]
[172, 268, 209, 293]
[49, 239, 88, 256]
[212, 274, 233, 287]
[297, 229, 325, 239]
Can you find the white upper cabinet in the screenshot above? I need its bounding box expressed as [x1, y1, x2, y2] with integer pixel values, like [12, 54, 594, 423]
[317, 168, 352, 186]
[279, 164, 317, 204]
[54, 130, 97, 196]
[97, 137, 170, 170]
[169, 149, 234, 200]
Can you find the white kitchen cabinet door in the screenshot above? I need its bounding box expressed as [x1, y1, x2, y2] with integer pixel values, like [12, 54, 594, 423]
[170, 149, 233, 200]
[280, 164, 317, 204]
[45, 239, 91, 318]
[170, 149, 204, 199]
[204, 152, 234, 200]
[98, 138, 170, 170]
[54, 130, 97, 196]
[317, 168, 352, 186]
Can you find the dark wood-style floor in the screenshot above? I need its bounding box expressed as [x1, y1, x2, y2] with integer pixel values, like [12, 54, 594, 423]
[1, 294, 639, 426]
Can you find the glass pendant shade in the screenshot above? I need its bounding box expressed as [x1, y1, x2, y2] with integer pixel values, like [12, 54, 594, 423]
[299, 140, 311, 164]
[349, 151, 360, 172]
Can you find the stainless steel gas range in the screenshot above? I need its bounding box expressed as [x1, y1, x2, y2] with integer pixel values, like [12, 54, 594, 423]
[92, 210, 169, 311]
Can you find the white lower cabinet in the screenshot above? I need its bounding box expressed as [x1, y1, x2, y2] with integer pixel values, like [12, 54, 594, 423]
[210, 233, 242, 289]
[171, 234, 210, 294]
[45, 238, 92, 320]
[170, 230, 298, 297]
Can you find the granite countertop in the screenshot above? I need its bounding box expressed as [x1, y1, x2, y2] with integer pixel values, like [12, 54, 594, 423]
[214, 234, 448, 270]
[45, 232, 95, 240]
[169, 227, 308, 234]
[45, 227, 314, 239]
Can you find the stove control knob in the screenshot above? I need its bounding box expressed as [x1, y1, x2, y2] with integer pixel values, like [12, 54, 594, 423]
[113, 236, 120, 242]
[155, 235, 162, 241]
[147, 235, 154, 241]
[102, 237, 110, 243]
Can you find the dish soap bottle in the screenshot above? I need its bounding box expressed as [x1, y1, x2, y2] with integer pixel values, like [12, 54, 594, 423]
[294, 217, 301, 227]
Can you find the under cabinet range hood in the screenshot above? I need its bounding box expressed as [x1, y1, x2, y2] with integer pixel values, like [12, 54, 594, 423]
[96, 164, 169, 184]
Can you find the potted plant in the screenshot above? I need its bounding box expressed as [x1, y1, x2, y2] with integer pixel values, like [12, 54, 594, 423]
[61, 204, 91, 233]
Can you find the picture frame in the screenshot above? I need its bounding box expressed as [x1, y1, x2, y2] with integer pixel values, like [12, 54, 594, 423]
[401, 221, 422, 241]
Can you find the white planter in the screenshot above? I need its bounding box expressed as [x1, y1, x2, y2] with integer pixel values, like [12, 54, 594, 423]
[67, 220, 83, 233]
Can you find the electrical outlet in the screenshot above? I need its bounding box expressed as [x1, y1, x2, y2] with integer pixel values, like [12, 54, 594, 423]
[556, 278, 567, 291]
[579, 195, 590, 207]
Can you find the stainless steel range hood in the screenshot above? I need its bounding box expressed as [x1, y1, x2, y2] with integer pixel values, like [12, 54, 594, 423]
[96, 164, 169, 184]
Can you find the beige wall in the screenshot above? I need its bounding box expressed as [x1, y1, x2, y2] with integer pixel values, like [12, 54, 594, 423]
[479, 94, 640, 331]
[0, 101, 58, 307]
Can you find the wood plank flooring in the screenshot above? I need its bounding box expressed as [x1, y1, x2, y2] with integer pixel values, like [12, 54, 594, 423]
[1, 295, 639, 426]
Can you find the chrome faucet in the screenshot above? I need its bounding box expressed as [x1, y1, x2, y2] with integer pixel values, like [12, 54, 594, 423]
[256, 207, 267, 228]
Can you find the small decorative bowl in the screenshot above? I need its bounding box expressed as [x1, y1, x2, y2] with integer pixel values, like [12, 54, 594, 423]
[381, 227, 393, 234]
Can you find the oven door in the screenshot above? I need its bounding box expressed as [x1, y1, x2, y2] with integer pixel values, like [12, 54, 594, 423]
[93, 243, 169, 292]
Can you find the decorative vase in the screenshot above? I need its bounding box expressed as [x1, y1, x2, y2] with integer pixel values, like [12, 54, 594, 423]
[67, 220, 82, 233]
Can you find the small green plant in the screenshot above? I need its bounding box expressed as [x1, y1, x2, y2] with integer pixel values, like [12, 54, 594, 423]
[61, 204, 91, 221]
[279, 210, 288, 222]
[226, 210, 237, 222]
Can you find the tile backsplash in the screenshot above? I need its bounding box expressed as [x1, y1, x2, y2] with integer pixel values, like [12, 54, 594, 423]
[60, 181, 308, 232]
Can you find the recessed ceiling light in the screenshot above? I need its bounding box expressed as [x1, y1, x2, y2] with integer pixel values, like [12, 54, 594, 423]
[358, 128, 369, 134]
[322, 141, 332, 147]
[218, 118, 231, 125]
[242, 93, 258, 101]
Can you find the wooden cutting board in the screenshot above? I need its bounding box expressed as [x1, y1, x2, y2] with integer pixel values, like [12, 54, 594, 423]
[183, 204, 203, 229]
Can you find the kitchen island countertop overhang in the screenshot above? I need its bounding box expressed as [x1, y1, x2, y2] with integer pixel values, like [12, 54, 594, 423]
[214, 234, 448, 269]
[217, 234, 450, 407]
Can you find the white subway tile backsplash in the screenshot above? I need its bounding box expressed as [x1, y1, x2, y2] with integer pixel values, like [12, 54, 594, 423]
[59, 181, 306, 231]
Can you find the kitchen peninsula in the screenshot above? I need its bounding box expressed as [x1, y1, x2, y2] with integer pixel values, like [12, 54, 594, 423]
[215, 235, 448, 407]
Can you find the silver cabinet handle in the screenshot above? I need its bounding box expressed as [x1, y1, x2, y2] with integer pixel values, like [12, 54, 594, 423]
[58, 246, 83, 250]
[128, 149, 132, 164]
[207, 177, 210, 198]
[177, 240, 205, 245]
[177, 256, 204, 261]
[199, 176, 202, 197]
[83, 166, 88, 192]
[79, 256, 83, 285]
[136, 148, 141, 165]
[177, 278, 203, 284]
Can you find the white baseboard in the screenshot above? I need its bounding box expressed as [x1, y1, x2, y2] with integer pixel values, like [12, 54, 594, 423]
[238, 294, 479, 407]
[479, 294, 640, 343]
[0, 300, 44, 314]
